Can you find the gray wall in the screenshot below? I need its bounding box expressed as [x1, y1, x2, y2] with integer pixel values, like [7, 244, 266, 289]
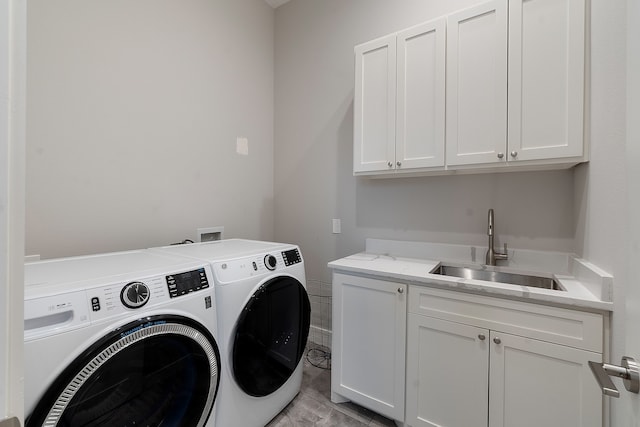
[26, 0, 275, 258]
[624, 0, 640, 422]
[573, 0, 634, 424]
[273, 0, 576, 286]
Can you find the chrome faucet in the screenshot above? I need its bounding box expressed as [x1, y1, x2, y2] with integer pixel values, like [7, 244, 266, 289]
[486, 209, 508, 266]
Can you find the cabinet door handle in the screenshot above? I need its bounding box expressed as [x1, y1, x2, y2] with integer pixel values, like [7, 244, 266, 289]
[396, 161, 402, 167]
[478, 334, 486, 341]
[397, 287, 404, 294]
[387, 161, 393, 168]
[493, 337, 501, 345]
[511, 151, 518, 158]
[497, 152, 504, 159]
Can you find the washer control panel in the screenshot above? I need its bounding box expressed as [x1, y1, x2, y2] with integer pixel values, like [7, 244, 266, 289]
[83, 265, 213, 321]
[24, 260, 215, 339]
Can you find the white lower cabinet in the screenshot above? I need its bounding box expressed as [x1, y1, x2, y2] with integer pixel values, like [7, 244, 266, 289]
[489, 331, 602, 427]
[406, 315, 489, 427]
[330, 272, 605, 427]
[331, 273, 407, 422]
[406, 286, 604, 427]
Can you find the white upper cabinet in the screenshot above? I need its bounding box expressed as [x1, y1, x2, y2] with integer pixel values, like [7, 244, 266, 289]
[446, 0, 508, 167]
[396, 19, 446, 170]
[508, 0, 586, 162]
[354, 18, 446, 174]
[354, 35, 397, 173]
[353, 0, 587, 176]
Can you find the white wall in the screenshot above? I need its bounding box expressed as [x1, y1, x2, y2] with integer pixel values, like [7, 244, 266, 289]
[624, 0, 640, 422]
[1, 0, 26, 422]
[274, 0, 576, 285]
[26, 0, 275, 258]
[573, 0, 635, 424]
[0, 4, 9, 416]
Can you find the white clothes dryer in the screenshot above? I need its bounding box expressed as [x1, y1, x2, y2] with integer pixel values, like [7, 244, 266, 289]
[152, 239, 311, 427]
[24, 250, 221, 427]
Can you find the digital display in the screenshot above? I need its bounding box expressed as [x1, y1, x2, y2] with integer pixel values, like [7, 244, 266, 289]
[166, 268, 209, 298]
[282, 249, 301, 266]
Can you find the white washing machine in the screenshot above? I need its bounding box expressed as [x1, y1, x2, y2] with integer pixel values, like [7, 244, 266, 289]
[152, 239, 311, 427]
[24, 250, 221, 427]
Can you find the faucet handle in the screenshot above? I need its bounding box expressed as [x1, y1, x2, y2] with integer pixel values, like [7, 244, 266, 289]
[495, 243, 509, 261]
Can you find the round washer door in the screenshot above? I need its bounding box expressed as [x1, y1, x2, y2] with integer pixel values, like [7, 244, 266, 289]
[27, 315, 220, 427]
[232, 276, 311, 397]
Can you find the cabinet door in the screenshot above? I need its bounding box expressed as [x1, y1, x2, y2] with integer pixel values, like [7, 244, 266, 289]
[331, 273, 406, 421]
[406, 315, 489, 427]
[396, 18, 446, 170]
[446, 0, 508, 166]
[508, 0, 586, 162]
[354, 35, 397, 173]
[488, 332, 602, 427]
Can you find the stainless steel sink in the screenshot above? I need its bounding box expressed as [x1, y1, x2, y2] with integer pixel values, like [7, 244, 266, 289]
[430, 263, 565, 291]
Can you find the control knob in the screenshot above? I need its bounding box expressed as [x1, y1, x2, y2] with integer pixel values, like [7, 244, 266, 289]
[264, 254, 277, 271]
[121, 281, 150, 309]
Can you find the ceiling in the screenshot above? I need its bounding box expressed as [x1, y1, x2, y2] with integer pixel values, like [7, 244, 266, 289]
[265, 0, 291, 8]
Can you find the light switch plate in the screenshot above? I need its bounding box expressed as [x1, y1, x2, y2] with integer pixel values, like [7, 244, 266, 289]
[236, 137, 249, 155]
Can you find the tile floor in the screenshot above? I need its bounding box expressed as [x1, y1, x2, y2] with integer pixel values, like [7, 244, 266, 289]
[266, 350, 396, 427]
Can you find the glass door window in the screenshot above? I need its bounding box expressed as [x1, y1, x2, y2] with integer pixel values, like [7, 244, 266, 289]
[27, 315, 220, 427]
[232, 277, 311, 397]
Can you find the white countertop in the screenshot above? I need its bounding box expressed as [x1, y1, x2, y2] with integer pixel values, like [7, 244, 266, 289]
[328, 239, 613, 312]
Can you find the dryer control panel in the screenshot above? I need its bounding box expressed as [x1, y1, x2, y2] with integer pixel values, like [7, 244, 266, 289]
[213, 247, 304, 285]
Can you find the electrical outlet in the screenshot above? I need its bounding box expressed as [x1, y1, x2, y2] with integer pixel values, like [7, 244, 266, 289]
[197, 226, 225, 242]
[332, 219, 341, 234]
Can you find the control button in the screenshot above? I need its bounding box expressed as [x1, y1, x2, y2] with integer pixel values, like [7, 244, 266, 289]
[252, 261, 258, 271]
[205, 296, 212, 309]
[91, 297, 101, 312]
[264, 254, 277, 271]
[120, 282, 150, 309]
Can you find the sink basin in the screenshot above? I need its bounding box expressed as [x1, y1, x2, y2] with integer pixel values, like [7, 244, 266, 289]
[430, 263, 565, 291]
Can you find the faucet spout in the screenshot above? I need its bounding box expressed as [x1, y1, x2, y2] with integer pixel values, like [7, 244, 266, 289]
[488, 208, 494, 236]
[486, 209, 508, 266]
